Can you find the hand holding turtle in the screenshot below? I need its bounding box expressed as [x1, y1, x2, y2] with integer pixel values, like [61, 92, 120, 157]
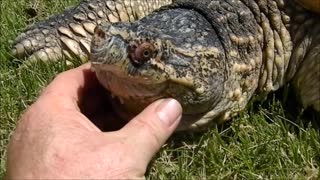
[6, 63, 182, 179]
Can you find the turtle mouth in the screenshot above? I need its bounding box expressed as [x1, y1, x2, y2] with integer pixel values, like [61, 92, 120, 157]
[92, 63, 168, 102]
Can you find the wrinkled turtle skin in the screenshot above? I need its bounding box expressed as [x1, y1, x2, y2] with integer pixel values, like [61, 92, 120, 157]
[12, 0, 320, 130]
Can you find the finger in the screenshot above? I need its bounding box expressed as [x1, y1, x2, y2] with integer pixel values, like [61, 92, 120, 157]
[40, 63, 100, 109]
[120, 98, 182, 165]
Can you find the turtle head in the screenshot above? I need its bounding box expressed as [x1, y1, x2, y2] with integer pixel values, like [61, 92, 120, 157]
[90, 8, 226, 127]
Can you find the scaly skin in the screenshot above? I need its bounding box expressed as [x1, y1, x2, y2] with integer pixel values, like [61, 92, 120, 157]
[12, 0, 320, 130]
[90, 0, 320, 130]
[11, 0, 172, 64]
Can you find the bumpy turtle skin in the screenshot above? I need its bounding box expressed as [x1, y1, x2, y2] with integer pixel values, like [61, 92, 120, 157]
[12, 0, 320, 130]
[170, 0, 320, 115]
[11, 0, 172, 64]
[91, 0, 320, 130]
[285, 1, 320, 112]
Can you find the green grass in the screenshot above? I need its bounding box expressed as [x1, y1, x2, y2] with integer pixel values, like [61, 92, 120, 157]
[0, 0, 319, 179]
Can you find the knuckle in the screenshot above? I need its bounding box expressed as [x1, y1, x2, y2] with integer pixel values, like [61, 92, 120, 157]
[54, 71, 70, 81]
[41, 71, 72, 96]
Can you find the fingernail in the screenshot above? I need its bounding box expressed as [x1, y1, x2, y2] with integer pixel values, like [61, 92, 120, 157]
[156, 99, 182, 127]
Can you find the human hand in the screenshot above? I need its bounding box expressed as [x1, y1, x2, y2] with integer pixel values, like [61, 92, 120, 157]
[6, 63, 182, 179]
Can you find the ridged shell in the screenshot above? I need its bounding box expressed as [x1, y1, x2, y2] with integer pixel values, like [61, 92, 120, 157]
[297, 0, 320, 13]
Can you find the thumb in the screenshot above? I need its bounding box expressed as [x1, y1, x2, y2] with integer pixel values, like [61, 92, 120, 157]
[120, 98, 182, 164]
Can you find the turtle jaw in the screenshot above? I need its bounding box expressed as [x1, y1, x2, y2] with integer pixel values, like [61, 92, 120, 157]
[92, 63, 168, 100]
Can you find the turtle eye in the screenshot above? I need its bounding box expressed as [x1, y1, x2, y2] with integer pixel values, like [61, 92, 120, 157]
[129, 42, 155, 65]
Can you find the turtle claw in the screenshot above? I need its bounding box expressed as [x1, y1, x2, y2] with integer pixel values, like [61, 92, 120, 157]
[11, 24, 64, 62]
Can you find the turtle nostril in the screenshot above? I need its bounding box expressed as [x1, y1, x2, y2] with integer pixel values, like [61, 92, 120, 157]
[94, 26, 106, 39]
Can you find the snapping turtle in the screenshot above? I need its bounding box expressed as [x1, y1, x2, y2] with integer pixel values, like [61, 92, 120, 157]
[12, 0, 320, 130]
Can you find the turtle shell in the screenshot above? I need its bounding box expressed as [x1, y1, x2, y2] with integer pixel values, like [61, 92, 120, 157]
[297, 0, 320, 13]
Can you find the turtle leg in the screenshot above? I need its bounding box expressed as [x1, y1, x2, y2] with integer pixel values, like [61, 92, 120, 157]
[292, 49, 320, 112]
[11, 0, 172, 64]
[284, 4, 320, 113]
